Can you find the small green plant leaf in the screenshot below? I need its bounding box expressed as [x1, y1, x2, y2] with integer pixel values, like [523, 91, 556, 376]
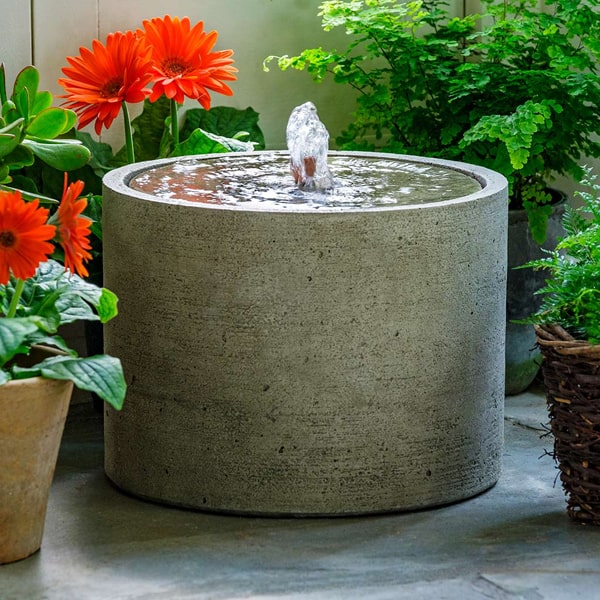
[31, 90, 53, 115]
[0, 63, 7, 105]
[54, 294, 99, 324]
[181, 106, 265, 150]
[12, 66, 39, 113]
[13, 88, 30, 122]
[0, 116, 24, 136]
[523, 201, 553, 244]
[171, 128, 254, 156]
[12, 354, 126, 409]
[62, 109, 78, 134]
[0, 132, 21, 160]
[2, 144, 36, 169]
[96, 288, 119, 323]
[0, 317, 42, 367]
[11, 260, 117, 327]
[26, 107, 71, 139]
[22, 137, 91, 170]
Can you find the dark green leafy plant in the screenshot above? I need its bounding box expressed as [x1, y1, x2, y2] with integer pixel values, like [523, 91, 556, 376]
[264, 0, 600, 243]
[520, 168, 600, 343]
[0, 257, 126, 410]
[0, 64, 90, 192]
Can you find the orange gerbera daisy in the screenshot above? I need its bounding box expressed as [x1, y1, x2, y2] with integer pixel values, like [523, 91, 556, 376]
[0, 190, 55, 285]
[52, 175, 93, 278]
[140, 15, 237, 108]
[59, 30, 154, 135]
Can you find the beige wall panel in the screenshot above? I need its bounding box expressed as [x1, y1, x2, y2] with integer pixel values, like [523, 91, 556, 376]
[33, 1, 98, 100]
[0, 1, 32, 86]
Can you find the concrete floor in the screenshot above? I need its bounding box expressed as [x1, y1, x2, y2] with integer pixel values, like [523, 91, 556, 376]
[3, 384, 600, 599]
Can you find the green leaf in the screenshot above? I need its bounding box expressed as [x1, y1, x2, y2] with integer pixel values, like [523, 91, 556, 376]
[0, 317, 42, 367]
[2, 99, 18, 122]
[22, 138, 91, 170]
[75, 131, 117, 175]
[0, 63, 7, 105]
[26, 107, 70, 139]
[0, 133, 21, 160]
[19, 259, 118, 325]
[9, 173, 38, 194]
[12, 66, 39, 113]
[31, 90, 53, 115]
[0, 183, 58, 204]
[83, 194, 103, 241]
[30, 334, 75, 356]
[524, 202, 553, 244]
[170, 128, 253, 156]
[2, 144, 35, 169]
[181, 106, 265, 150]
[62, 109, 78, 134]
[13, 354, 126, 409]
[0, 116, 25, 136]
[13, 88, 30, 122]
[54, 294, 98, 324]
[96, 288, 118, 323]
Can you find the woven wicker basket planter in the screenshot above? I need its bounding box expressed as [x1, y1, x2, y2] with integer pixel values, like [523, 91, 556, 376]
[535, 324, 600, 525]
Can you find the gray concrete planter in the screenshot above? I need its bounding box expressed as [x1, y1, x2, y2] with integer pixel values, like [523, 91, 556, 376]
[505, 197, 566, 395]
[103, 151, 508, 516]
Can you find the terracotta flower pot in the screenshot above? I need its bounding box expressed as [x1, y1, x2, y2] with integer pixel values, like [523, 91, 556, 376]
[0, 372, 73, 564]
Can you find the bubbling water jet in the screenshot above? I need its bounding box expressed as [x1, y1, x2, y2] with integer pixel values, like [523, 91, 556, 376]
[286, 101, 335, 191]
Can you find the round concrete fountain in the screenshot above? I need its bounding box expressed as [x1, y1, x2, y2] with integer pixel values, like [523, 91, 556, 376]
[103, 149, 508, 516]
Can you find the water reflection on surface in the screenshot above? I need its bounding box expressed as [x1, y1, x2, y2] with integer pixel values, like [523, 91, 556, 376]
[130, 154, 482, 211]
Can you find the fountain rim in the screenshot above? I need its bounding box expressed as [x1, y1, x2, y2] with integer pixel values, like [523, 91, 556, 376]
[103, 150, 508, 213]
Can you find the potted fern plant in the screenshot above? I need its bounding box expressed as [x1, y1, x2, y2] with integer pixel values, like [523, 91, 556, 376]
[520, 167, 600, 526]
[264, 0, 600, 392]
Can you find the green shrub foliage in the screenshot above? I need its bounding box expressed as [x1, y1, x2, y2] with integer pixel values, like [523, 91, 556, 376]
[265, 0, 600, 242]
[521, 168, 600, 343]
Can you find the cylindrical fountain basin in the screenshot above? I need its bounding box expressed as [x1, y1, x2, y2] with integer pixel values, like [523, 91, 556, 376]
[103, 151, 508, 516]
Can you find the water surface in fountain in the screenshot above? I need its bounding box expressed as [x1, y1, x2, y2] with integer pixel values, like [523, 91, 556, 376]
[129, 153, 482, 211]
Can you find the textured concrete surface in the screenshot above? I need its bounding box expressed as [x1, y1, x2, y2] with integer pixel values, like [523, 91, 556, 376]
[103, 152, 508, 514]
[2, 385, 600, 599]
[505, 201, 566, 395]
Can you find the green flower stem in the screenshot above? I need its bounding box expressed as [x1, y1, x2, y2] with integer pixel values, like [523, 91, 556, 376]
[6, 278, 25, 318]
[170, 99, 179, 147]
[122, 102, 135, 164]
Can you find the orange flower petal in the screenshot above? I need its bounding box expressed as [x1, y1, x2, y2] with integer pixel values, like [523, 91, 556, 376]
[54, 175, 93, 277]
[140, 15, 237, 108]
[59, 30, 153, 134]
[0, 190, 55, 284]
